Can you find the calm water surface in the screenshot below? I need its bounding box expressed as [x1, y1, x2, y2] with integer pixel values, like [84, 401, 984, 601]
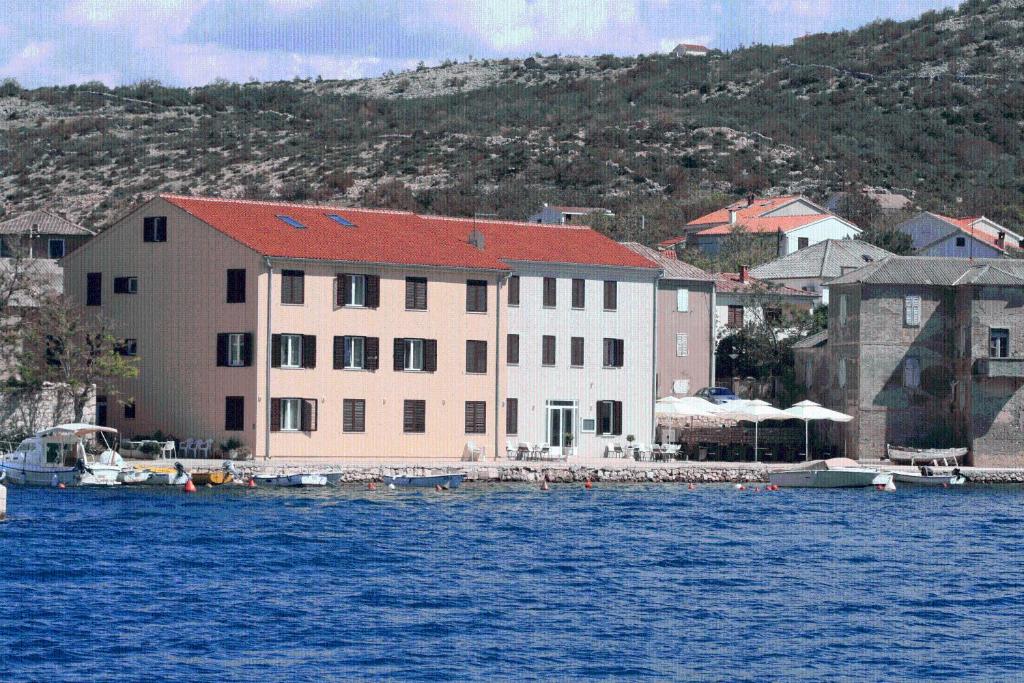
[2, 483, 1023, 682]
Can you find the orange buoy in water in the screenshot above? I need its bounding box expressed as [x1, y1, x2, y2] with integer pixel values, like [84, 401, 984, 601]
[247, 477, 256, 488]
[584, 479, 592, 490]
[183, 479, 197, 493]
[687, 483, 696, 491]
[540, 480, 550, 491]
[435, 484, 443, 492]
[57, 482, 66, 490]
[368, 482, 377, 491]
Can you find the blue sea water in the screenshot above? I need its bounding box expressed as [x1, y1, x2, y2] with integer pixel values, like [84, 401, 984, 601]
[2, 482, 1024, 682]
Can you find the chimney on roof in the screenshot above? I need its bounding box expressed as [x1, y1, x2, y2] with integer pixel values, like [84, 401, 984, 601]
[739, 264, 750, 283]
[663, 249, 678, 260]
[728, 209, 738, 225]
[468, 228, 486, 250]
[746, 193, 755, 207]
[997, 231, 1006, 250]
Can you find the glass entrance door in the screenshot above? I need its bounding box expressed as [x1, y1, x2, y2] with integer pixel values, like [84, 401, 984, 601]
[545, 401, 577, 457]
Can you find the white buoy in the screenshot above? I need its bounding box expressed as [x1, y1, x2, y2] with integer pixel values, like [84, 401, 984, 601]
[388, 483, 396, 490]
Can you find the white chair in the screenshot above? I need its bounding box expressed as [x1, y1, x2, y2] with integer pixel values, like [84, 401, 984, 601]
[666, 444, 682, 461]
[506, 440, 518, 460]
[181, 438, 196, 458]
[160, 441, 177, 460]
[518, 442, 531, 460]
[464, 441, 484, 461]
[633, 443, 650, 461]
[195, 439, 213, 459]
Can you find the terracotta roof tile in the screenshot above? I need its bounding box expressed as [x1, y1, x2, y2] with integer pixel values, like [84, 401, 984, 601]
[713, 271, 816, 297]
[696, 214, 833, 235]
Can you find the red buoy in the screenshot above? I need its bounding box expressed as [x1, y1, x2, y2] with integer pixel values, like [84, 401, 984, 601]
[435, 484, 443, 492]
[540, 480, 550, 491]
[247, 477, 256, 488]
[687, 483, 696, 491]
[584, 479, 592, 490]
[368, 482, 377, 491]
[183, 479, 197, 493]
[57, 482, 66, 490]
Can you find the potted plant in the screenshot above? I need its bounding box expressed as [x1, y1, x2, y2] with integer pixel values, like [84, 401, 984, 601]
[626, 434, 636, 459]
[220, 438, 244, 460]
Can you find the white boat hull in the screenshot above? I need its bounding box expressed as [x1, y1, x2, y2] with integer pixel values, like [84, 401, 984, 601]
[769, 468, 893, 489]
[143, 471, 190, 486]
[893, 473, 966, 487]
[0, 462, 80, 486]
[80, 463, 122, 485]
[257, 473, 327, 487]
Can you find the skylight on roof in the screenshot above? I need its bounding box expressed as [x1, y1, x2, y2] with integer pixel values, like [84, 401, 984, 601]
[276, 214, 305, 229]
[326, 213, 355, 227]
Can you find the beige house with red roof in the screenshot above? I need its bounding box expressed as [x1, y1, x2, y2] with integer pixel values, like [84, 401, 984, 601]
[661, 195, 861, 257]
[64, 194, 656, 462]
[895, 212, 1022, 258]
[713, 266, 816, 341]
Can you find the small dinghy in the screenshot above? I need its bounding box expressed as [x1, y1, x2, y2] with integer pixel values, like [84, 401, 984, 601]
[117, 469, 151, 485]
[321, 472, 344, 486]
[142, 462, 191, 486]
[383, 472, 466, 489]
[887, 445, 967, 466]
[769, 458, 893, 489]
[255, 473, 327, 487]
[191, 462, 237, 486]
[893, 467, 968, 487]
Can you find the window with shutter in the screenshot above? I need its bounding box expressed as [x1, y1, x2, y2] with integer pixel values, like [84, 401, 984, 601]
[727, 305, 744, 328]
[123, 401, 136, 420]
[903, 357, 921, 388]
[403, 400, 426, 433]
[225, 396, 244, 431]
[281, 270, 304, 305]
[466, 340, 487, 374]
[506, 398, 518, 435]
[343, 399, 365, 432]
[365, 337, 379, 370]
[465, 401, 486, 434]
[603, 338, 624, 367]
[571, 337, 584, 367]
[676, 287, 689, 312]
[572, 279, 585, 309]
[676, 333, 688, 357]
[596, 400, 621, 435]
[507, 334, 519, 365]
[543, 277, 557, 307]
[270, 398, 281, 431]
[339, 336, 365, 369]
[603, 281, 617, 310]
[405, 277, 427, 310]
[280, 398, 301, 431]
[113, 276, 138, 294]
[507, 275, 520, 306]
[300, 399, 318, 432]
[226, 269, 246, 303]
[542, 335, 556, 366]
[86, 273, 102, 306]
[119, 339, 137, 357]
[279, 334, 302, 368]
[989, 329, 1009, 358]
[904, 295, 921, 327]
[338, 274, 367, 306]
[466, 280, 488, 312]
[301, 335, 317, 368]
[143, 216, 167, 242]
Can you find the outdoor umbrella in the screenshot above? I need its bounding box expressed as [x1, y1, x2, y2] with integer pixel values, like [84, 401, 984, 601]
[783, 400, 853, 461]
[720, 399, 791, 462]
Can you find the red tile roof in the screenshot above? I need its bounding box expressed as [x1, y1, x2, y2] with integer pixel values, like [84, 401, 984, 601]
[696, 214, 832, 236]
[931, 213, 1009, 252]
[161, 195, 653, 270]
[713, 272, 816, 297]
[656, 235, 690, 248]
[687, 195, 809, 226]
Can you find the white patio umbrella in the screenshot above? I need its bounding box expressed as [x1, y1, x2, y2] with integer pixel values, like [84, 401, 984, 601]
[783, 400, 853, 461]
[720, 399, 791, 462]
[656, 396, 728, 417]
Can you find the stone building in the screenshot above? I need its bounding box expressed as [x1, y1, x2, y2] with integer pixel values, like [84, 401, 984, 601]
[795, 256, 1024, 466]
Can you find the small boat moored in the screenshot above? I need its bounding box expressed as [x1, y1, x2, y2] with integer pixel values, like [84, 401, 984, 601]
[190, 461, 237, 486]
[887, 445, 967, 466]
[0, 424, 124, 486]
[893, 467, 968, 487]
[383, 471, 466, 489]
[769, 458, 893, 489]
[255, 473, 327, 487]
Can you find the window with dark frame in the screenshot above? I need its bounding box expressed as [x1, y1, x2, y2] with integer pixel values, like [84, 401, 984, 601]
[403, 399, 426, 433]
[336, 273, 379, 308]
[143, 216, 167, 243]
[727, 305, 744, 328]
[281, 269, 305, 305]
[764, 307, 782, 324]
[466, 340, 488, 374]
[956, 236, 966, 247]
[86, 273, 101, 306]
[507, 334, 519, 364]
[113, 276, 138, 294]
[572, 279, 585, 308]
[466, 280, 488, 312]
[543, 277, 557, 307]
[506, 398, 518, 435]
[596, 400, 622, 436]
[123, 401, 136, 420]
[217, 332, 253, 367]
[542, 335, 556, 366]
[465, 400, 486, 434]
[405, 277, 427, 310]
[507, 275, 520, 306]
[797, 237, 809, 250]
[603, 338, 624, 368]
[342, 399, 366, 433]
[119, 339, 138, 357]
[226, 269, 246, 303]
[990, 328, 1010, 358]
[571, 337, 584, 367]
[48, 239, 65, 259]
[603, 280, 617, 310]
[225, 396, 244, 431]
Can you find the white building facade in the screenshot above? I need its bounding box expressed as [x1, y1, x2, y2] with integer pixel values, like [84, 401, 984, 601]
[504, 262, 657, 457]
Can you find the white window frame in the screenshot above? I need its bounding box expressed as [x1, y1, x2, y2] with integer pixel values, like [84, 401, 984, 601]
[676, 287, 689, 312]
[228, 333, 245, 367]
[281, 334, 302, 369]
[48, 238, 66, 259]
[676, 333, 688, 357]
[344, 274, 367, 307]
[404, 338, 425, 371]
[344, 336, 365, 369]
[904, 295, 921, 327]
[597, 400, 620, 436]
[903, 357, 921, 388]
[280, 398, 301, 432]
[990, 328, 1009, 358]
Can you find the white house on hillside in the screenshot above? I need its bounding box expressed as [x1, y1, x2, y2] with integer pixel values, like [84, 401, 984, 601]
[895, 212, 1022, 258]
[671, 43, 710, 57]
[528, 204, 614, 225]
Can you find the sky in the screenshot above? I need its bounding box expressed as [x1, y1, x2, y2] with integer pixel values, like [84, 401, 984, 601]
[0, 0, 962, 88]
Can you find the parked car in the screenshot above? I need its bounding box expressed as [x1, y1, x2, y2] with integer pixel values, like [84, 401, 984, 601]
[695, 387, 741, 404]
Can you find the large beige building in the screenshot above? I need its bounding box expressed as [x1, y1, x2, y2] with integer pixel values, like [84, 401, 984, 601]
[64, 194, 657, 462]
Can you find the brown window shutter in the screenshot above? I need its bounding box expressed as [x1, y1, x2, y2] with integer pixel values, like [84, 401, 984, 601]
[572, 279, 585, 308]
[613, 401, 623, 435]
[604, 280, 617, 310]
[416, 279, 427, 309]
[216, 333, 228, 367]
[353, 399, 365, 431]
[225, 396, 244, 431]
[571, 337, 584, 366]
[242, 333, 253, 367]
[335, 274, 348, 306]
[270, 398, 281, 431]
[543, 277, 556, 307]
[365, 337, 379, 370]
[333, 336, 344, 369]
[465, 401, 485, 434]
[603, 338, 611, 367]
[301, 399, 317, 432]
[543, 335, 555, 365]
[507, 334, 519, 364]
[597, 401, 609, 433]
[301, 335, 317, 368]
[271, 334, 282, 368]
[508, 275, 519, 305]
[615, 339, 624, 367]
[343, 399, 354, 432]
[366, 275, 380, 308]
[405, 278, 416, 310]
[393, 338, 405, 371]
[424, 339, 438, 372]
[506, 398, 518, 434]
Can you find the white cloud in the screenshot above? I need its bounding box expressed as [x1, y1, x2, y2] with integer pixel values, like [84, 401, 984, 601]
[161, 42, 384, 85]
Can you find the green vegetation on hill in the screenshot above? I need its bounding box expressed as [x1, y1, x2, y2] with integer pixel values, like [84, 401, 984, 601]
[0, 0, 1021, 245]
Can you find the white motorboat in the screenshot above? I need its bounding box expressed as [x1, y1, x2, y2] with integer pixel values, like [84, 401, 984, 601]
[893, 467, 967, 487]
[769, 458, 894, 489]
[140, 462, 191, 485]
[255, 473, 327, 487]
[0, 424, 123, 486]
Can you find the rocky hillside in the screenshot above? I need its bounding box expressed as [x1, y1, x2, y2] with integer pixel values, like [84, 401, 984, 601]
[0, 0, 1022, 245]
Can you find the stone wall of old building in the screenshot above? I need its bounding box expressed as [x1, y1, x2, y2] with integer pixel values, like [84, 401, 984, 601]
[0, 382, 95, 439]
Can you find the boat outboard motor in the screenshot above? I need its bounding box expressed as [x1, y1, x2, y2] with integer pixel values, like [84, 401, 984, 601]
[75, 457, 93, 475]
[223, 461, 238, 476]
[174, 461, 190, 481]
